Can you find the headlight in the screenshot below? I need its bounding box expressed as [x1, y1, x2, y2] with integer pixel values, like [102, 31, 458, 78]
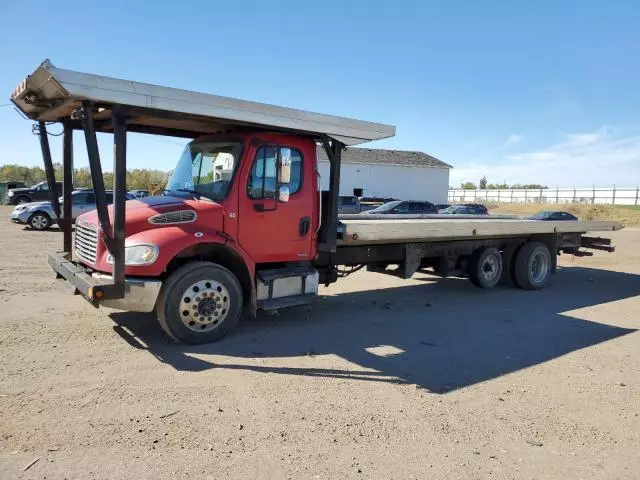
[14, 205, 27, 212]
[8, 191, 14, 197]
[107, 244, 158, 266]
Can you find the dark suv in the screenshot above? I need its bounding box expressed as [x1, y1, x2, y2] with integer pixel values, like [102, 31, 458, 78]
[7, 181, 63, 205]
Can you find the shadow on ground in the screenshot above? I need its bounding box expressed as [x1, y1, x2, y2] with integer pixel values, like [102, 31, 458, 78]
[110, 266, 639, 393]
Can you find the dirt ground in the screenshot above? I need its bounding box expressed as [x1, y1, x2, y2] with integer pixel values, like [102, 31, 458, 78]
[1, 205, 639, 480]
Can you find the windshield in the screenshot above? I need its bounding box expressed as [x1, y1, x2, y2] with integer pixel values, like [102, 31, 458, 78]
[440, 206, 456, 213]
[370, 200, 402, 213]
[166, 141, 243, 201]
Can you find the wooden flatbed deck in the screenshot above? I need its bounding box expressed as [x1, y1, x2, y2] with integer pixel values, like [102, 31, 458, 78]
[339, 218, 623, 245]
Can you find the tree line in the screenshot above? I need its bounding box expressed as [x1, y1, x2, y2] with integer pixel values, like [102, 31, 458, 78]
[0, 163, 169, 195]
[458, 175, 548, 190]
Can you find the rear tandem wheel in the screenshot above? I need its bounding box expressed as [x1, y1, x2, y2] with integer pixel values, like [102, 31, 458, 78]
[468, 247, 503, 289]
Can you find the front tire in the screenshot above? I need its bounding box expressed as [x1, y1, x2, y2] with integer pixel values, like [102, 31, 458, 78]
[16, 196, 31, 205]
[28, 212, 52, 231]
[156, 261, 243, 344]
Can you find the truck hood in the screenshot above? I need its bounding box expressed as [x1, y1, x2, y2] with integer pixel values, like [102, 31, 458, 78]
[76, 194, 225, 237]
[122, 194, 188, 210]
[9, 187, 34, 194]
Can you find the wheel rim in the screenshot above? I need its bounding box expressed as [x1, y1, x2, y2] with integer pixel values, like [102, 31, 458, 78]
[530, 251, 549, 283]
[18, 198, 28, 204]
[179, 279, 230, 332]
[481, 254, 500, 282]
[31, 215, 47, 229]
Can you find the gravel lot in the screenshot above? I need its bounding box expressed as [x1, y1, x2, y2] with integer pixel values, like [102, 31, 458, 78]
[1, 205, 638, 479]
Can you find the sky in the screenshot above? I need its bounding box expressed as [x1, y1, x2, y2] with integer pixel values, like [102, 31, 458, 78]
[1, 0, 639, 188]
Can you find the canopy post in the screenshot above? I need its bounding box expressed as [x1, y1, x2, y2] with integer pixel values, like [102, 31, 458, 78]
[111, 110, 127, 288]
[80, 102, 114, 252]
[37, 122, 62, 225]
[319, 136, 344, 256]
[62, 121, 73, 255]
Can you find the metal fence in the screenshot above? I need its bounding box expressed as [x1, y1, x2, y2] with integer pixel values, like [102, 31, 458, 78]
[448, 186, 640, 206]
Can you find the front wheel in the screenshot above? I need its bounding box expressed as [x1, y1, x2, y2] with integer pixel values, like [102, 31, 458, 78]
[155, 261, 243, 344]
[28, 212, 52, 231]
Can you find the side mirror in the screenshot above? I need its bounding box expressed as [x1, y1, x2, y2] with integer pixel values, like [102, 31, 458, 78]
[278, 186, 290, 203]
[277, 148, 292, 184]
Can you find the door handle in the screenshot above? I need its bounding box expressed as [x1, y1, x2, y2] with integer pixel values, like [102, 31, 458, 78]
[253, 203, 277, 212]
[299, 216, 311, 236]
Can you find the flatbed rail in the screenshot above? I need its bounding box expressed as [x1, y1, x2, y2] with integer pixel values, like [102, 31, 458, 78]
[339, 218, 623, 245]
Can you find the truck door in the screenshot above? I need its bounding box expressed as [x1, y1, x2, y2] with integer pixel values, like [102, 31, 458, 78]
[237, 143, 314, 264]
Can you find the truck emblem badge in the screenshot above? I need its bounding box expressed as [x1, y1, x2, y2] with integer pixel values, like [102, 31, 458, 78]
[229, 212, 237, 218]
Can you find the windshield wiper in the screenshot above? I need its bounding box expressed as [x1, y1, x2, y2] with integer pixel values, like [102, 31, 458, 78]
[165, 188, 202, 199]
[176, 188, 202, 198]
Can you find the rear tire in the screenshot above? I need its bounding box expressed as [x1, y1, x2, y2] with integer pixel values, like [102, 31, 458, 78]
[514, 242, 551, 290]
[500, 242, 522, 287]
[155, 261, 243, 344]
[28, 212, 51, 231]
[468, 247, 502, 289]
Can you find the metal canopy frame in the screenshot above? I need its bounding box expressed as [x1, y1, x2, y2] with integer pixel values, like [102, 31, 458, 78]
[15, 60, 391, 298]
[36, 103, 127, 301]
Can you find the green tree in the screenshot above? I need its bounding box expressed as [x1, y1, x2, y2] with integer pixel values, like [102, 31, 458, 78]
[460, 182, 477, 190]
[479, 176, 488, 189]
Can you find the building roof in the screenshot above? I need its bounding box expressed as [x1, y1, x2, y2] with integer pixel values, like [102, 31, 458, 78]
[317, 146, 451, 169]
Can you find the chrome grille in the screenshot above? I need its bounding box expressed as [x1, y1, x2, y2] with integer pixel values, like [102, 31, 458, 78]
[148, 210, 197, 225]
[75, 223, 98, 264]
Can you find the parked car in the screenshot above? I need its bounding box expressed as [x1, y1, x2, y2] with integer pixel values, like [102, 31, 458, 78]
[338, 195, 361, 214]
[440, 204, 489, 215]
[527, 211, 578, 221]
[129, 189, 149, 198]
[7, 180, 63, 205]
[365, 200, 437, 214]
[435, 204, 451, 212]
[10, 189, 127, 230]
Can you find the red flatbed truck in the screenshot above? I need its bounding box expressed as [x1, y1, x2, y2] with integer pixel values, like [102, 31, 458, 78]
[10, 60, 622, 344]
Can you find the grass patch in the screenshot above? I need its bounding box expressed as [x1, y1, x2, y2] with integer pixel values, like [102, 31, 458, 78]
[487, 203, 640, 226]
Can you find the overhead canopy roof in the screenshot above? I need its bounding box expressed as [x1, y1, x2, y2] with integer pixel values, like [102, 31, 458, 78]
[10, 60, 396, 145]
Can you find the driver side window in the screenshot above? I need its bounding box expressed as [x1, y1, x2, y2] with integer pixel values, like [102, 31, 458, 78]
[248, 147, 278, 199]
[37, 183, 49, 192]
[248, 146, 303, 199]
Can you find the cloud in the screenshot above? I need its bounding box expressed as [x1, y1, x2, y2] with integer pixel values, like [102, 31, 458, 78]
[450, 127, 640, 187]
[504, 134, 523, 146]
[563, 132, 600, 144]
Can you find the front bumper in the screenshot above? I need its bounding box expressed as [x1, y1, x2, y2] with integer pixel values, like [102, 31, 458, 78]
[48, 251, 162, 312]
[10, 210, 30, 224]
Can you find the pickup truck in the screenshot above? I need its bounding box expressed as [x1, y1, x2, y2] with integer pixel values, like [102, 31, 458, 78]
[8, 180, 62, 205]
[10, 60, 622, 344]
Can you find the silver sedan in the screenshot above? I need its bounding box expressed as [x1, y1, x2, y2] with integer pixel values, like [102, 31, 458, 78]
[10, 190, 126, 230]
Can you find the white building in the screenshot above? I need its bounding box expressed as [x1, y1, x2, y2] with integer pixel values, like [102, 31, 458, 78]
[317, 147, 451, 204]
